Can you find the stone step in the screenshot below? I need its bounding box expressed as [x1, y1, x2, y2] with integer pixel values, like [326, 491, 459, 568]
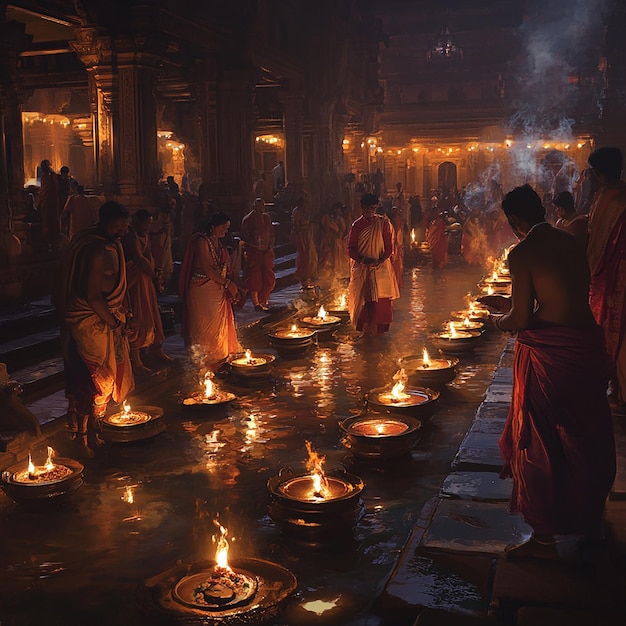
[0, 327, 61, 374]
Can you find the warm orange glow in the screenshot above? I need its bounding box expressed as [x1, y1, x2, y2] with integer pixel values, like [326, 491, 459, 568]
[390, 368, 410, 401]
[291, 323, 297, 333]
[338, 293, 347, 309]
[123, 399, 131, 415]
[204, 372, 215, 399]
[422, 347, 430, 366]
[122, 486, 134, 504]
[487, 285, 494, 296]
[28, 453, 35, 477]
[463, 317, 471, 328]
[213, 520, 231, 570]
[44, 446, 55, 472]
[245, 349, 252, 364]
[449, 321, 457, 337]
[411, 228, 416, 243]
[316, 305, 327, 320]
[304, 441, 332, 499]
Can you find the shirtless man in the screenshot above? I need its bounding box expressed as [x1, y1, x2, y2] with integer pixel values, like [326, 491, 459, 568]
[479, 184, 615, 560]
[58, 201, 134, 456]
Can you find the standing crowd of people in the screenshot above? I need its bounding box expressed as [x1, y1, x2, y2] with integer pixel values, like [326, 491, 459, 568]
[51, 143, 625, 555]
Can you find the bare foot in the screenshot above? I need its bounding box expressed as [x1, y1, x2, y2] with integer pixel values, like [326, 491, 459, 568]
[152, 347, 174, 363]
[504, 536, 558, 561]
[75, 436, 95, 459]
[133, 362, 153, 375]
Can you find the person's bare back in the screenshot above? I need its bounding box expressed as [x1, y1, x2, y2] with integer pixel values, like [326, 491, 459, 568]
[509, 223, 596, 329]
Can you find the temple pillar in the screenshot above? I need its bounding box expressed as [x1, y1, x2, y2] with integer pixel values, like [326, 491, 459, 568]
[115, 38, 159, 207]
[73, 30, 161, 208]
[0, 20, 32, 303]
[194, 60, 219, 193]
[71, 28, 116, 197]
[213, 70, 256, 224]
[279, 93, 305, 189]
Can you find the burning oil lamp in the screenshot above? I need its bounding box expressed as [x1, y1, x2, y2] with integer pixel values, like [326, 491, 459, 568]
[447, 316, 485, 333]
[340, 414, 422, 461]
[267, 441, 365, 537]
[2, 446, 84, 502]
[100, 399, 165, 443]
[163, 519, 297, 620]
[410, 228, 416, 245]
[399, 347, 459, 389]
[301, 305, 342, 336]
[433, 321, 482, 354]
[327, 292, 350, 321]
[268, 323, 316, 359]
[226, 349, 275, 379]
[364, 369, 440, 420]
[182, 372, 236, 410]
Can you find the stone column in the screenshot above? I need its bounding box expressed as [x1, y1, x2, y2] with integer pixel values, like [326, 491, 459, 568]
[0, 20, 31, 303]
[194, 59, 219, 192]
[279, 92, 305, 189]
[115, 37, 160, 207]
[213, 70, 256, 224]
[71, 28, 116, 197]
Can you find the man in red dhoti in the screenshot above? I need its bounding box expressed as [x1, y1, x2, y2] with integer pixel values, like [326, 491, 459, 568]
[587, 147, 626, 407]
[57, 201, 134, 456]
[347, 194, 400, 335]
[241, 198, 275, 311]
[480, 185, 615, 560]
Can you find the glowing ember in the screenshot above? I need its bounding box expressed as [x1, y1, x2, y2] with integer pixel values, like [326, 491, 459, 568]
[422, 347, 430, 367]
[305, 441, 332, 500]
[15, 447, 71, 484]
[316, 305, 327, 321]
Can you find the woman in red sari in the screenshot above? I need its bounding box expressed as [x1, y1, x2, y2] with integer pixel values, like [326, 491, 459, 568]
[179, 212, 242, 370]
[480, 185, 615, 560]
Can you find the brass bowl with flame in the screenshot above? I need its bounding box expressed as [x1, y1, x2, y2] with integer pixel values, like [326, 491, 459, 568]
[100, 405, 166, 443]
[300, 313, 342, 340]
[339, 414, 422, 461]
[1, 457, 84, 502]
[267, 467, 365, 537]
[226, 352, 276, 379]
[146, 558, 297, 623]
[432, 329, 482, 354]
[364, 386, 440, 420]
[268, 327, 316, 359]
[398, 355, 459, 389]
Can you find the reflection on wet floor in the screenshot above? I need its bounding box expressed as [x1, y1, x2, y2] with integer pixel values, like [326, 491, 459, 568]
[0, 264, 507, 625]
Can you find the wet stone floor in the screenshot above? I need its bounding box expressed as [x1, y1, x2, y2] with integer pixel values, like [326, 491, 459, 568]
[0, 263, 508, 626]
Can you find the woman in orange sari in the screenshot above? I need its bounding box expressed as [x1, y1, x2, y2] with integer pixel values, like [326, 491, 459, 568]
[179, 212, 242, 370]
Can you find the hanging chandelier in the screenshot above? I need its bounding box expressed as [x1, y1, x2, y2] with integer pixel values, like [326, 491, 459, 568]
[427, 25, 463, 60]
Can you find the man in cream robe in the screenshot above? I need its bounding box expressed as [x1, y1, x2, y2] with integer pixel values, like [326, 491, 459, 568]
[347, 194, 400, 335]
